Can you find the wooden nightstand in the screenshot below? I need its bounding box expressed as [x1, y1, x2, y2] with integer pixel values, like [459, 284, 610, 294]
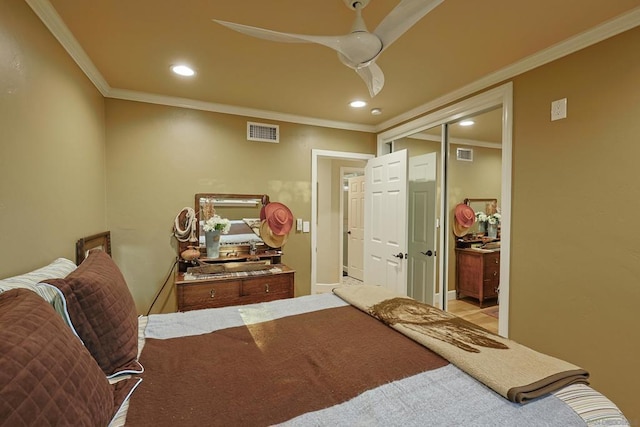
[175, 264, 295, 311]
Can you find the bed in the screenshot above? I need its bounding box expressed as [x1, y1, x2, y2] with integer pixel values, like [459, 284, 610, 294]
[0, 251, 630, 426]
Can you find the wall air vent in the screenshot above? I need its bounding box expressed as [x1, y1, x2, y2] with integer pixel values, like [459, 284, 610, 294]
[247, 122, 279, 143]
[456, 147, 473, 162]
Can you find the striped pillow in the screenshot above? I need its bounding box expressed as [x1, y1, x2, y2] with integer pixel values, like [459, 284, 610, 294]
[0, 258, 77, 328]
[0, 258, 76, 293]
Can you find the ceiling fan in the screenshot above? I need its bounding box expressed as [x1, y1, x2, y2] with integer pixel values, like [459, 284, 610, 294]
[213, 0, 444, 98]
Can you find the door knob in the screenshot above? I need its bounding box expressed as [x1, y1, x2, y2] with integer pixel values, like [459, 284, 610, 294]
[420, 250, 435, 257]
[393, 252, 405, 259]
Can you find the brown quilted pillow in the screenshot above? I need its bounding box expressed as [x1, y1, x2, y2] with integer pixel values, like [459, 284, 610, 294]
[46, 250, 143, 378]
[0, 288, 114, 426]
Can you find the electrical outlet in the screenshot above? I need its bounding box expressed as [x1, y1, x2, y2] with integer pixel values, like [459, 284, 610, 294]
[551, 98, 567, 121]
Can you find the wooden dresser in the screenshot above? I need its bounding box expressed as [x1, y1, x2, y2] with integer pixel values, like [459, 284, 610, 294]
[455, 249, 499, 307]
[175, 264, 295, 312]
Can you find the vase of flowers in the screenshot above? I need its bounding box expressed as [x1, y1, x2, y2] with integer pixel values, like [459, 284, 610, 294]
[487, 213, 501, 238]
[203, 215, 231, 258]
[475, 211, 488, 234]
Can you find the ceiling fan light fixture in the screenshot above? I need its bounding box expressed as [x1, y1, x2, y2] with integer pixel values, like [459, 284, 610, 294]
[350, 100, 367, 108]
[370, 107, 382, 115]
[171, 64, 196, 77]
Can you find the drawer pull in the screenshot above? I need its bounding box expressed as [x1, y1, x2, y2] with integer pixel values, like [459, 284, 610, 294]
[265, 284, 270, 293]
[495, 258, 499, 264]
[493, 271, 498, 277]
[210, 289, 216, 298]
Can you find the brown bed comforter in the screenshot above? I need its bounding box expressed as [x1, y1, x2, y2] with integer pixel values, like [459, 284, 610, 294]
[126, 305, 448, 426]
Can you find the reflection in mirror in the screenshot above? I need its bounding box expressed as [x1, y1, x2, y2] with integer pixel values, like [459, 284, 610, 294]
[195, 193, 269, 253]
[447, 109, 503, 334]
[464, 198, 499, 237]
[394, 124, 441, 307]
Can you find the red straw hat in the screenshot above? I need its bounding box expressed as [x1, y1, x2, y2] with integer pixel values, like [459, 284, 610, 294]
[264, 202, 293, 236]
[453, 203, 475, 237]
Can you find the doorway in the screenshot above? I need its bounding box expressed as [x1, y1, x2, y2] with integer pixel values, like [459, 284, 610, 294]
[311, 150, 373, 295]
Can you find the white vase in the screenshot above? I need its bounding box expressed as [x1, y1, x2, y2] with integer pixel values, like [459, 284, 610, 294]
[205, 230, 221, 258]
[487, 223, 498, 239]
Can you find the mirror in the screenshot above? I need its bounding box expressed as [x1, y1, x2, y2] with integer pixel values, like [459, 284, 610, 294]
[464, 198, 499, 238]
[195, 193, 270, 255]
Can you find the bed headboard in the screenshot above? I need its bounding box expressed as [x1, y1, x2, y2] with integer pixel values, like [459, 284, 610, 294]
[75, 231, 111, 265]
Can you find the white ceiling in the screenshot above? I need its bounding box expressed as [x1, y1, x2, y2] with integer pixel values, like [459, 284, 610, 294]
[28, 0, 640, 133]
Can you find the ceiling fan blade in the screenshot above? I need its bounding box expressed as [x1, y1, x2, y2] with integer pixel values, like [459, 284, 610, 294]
[355, 62, 385, 98]
[373, 0, 444, 53]
[213, 20, 347, 51]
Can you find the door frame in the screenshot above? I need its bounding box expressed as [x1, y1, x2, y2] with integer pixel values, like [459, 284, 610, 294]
[311, 150, 375, 295]
[376, 83, 513, 337]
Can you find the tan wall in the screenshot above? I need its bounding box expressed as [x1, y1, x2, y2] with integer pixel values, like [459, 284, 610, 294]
[316, 158, 333, 283]
[510, 27, 640, 422]
[0, 0, 106, 277]
[104, 99, 376, 312]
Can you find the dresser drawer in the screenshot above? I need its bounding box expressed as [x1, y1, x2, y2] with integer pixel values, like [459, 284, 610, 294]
[483, 276, 499, 298]
[175, 265, 295, 311]
[179, 280, 241, 310]
[242, 274, 292, 297]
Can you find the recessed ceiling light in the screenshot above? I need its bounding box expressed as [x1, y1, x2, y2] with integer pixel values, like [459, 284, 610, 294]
[171, 65, 195, 77]
[370, 108, 382, 115]
[459, 120, 475, 126]
[350, 100, 367, 108]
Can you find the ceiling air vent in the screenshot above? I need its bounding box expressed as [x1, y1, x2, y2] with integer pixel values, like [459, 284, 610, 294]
[456, 147, 473, 162]
[247, 122, 279, 143]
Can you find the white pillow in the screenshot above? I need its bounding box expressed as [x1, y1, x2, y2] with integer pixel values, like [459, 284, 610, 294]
[0, 258, 77, 293]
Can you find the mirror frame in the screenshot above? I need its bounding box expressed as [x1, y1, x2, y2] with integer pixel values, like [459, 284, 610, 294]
[464, 198, 498, 211]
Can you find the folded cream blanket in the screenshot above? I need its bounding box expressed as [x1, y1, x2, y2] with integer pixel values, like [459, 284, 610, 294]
[333, 285, 589, 403]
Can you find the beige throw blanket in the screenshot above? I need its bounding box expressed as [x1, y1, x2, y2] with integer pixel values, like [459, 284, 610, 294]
[333, 285, 589, 403]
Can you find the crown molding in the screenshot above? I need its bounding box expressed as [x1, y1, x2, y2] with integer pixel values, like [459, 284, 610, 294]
[374, 6, 640, 133]
[28, 0, 640, 134]
[107, 88, 376, 133]
[25, 0, 111, 95]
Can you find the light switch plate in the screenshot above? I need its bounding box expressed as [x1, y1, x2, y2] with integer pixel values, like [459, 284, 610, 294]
[551, 98, 567, 121]
[296, 218, 303, 231]
[303, 221, 310, 233]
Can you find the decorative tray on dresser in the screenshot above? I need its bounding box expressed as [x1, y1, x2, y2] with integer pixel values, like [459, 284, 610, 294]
[175, 264, 295, 311]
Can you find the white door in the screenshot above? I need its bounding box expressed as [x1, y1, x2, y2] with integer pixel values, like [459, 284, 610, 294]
[347, 175, 365, 281]
[364, 150, 408, 295]
[407, 153, 437, 305]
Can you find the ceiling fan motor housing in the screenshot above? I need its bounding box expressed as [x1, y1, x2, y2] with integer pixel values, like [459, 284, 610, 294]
[337, 32, 383, 67]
